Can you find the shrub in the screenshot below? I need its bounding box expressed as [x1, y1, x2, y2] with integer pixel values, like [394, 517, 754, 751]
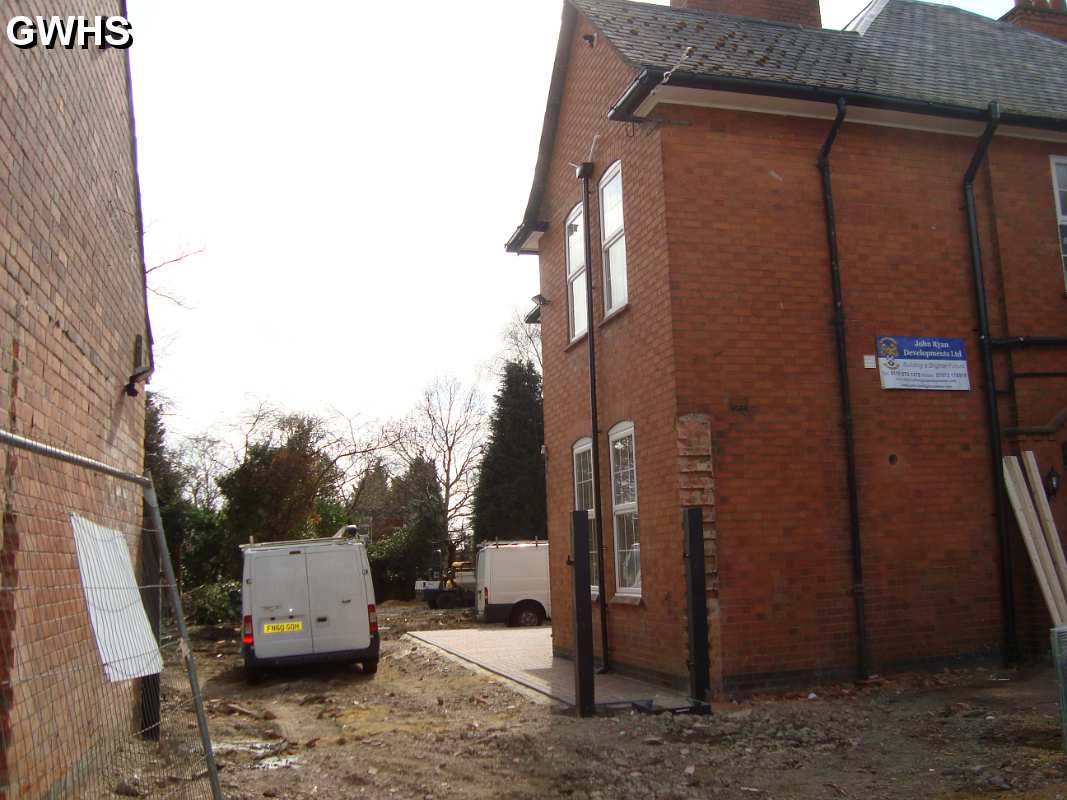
[187, 580, 241, 625]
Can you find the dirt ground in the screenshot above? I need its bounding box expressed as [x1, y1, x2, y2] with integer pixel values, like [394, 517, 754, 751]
[186, 603, 1067, 800]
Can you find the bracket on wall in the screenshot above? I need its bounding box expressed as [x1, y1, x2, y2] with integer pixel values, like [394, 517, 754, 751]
[125, 333, 151, 397]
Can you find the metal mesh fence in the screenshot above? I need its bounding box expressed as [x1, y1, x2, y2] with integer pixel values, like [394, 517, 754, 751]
[1053, 625, 1067, 755]
[0, 432, 220, 799]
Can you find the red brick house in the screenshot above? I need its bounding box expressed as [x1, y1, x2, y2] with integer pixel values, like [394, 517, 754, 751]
[507, 0, 1067, 693]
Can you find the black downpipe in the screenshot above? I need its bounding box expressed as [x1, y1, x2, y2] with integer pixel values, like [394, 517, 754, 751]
[817, 98, 869, 682]
[578, 162, 611, 672]
[964, 102, 1017, 664]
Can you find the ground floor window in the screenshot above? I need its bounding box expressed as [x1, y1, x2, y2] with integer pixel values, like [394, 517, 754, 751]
[609, 421, 640, 593]
[572, 438, 598, 590]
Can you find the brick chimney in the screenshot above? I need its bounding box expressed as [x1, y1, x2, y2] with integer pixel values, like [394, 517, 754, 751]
[1001, 0, 1067, 42]
[671, 0, 822, 28]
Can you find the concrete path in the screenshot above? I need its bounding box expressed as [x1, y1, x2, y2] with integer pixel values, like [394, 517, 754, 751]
[407, 627, 691, 709]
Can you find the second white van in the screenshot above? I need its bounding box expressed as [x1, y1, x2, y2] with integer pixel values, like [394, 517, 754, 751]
[475, 541, 550, 626]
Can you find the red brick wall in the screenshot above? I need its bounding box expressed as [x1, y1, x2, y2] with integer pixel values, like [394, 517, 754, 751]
[988, 136, 1067, 655]
[0, 2, 149, 793]
[537, 13, 693, 683]
[1001, 7, 1067, 41]
[670, 0, 822, 28]
[659, 104, 1066, 690]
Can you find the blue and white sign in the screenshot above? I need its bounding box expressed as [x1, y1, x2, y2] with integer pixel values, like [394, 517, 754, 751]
[876, 336, 970, 391]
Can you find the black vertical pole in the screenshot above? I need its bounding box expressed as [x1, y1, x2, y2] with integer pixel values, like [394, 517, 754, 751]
[570, 510, 595, 717]
[139, 501, 161, 740]
[682, 507, 710, 704]
[577, 161, 611, 671]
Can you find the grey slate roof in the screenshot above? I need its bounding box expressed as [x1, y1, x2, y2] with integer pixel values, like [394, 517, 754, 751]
[572, 0, 1067, 123]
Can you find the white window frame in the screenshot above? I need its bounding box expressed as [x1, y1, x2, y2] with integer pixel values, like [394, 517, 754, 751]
[572, 437, 598, 593]
[599, 161, 628, 316]
[565, 204, 588, 342]
[608, 421, 640, 595]
[1051, 156, 1067, 290]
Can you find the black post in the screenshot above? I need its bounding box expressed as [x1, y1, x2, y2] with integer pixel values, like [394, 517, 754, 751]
[577, 161, 611, 671]
[682, 508, 710, 704]
[139, 502, 161, 740]
[570, 510, 595, 717]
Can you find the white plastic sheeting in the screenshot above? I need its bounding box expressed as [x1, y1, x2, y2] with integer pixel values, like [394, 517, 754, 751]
[71, 514, 163, 681]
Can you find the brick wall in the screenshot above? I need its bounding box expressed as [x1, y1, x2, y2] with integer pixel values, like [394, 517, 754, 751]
[660, 106, 1066, 690]
[537, 14, 693, 684]
[0, 1, 149, 793]
[1001, 6, 1067, 41]
[988, 135, 1067, 655]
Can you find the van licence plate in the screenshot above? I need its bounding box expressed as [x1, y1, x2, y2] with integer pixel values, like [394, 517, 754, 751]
[263, 621, 302, 634]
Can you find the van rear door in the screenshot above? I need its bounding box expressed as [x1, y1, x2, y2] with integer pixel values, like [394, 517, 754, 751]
[475, 550, 487, 616]
[251, 549, 312, 659]
[307, 544, 370, 654]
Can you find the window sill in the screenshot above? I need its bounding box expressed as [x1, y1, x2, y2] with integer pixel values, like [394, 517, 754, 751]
[599, 303, 630, 329]
[564, 332, 588, 352]
[610, 593, 642, 607]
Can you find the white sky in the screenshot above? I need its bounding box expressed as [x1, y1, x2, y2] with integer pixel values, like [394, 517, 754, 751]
[127, 0, 1013, 440]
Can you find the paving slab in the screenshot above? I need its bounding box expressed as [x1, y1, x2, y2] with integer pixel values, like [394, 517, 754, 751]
[407, 626, 691, 709]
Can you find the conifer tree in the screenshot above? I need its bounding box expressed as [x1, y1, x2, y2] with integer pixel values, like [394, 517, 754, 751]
[471, 361, 545, 544]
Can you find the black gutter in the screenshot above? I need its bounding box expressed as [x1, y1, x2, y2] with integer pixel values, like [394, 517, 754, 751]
[578, 162, 611, 672]
[609, 69, 1067, 135]
[817, 98, 869, 682]
[506, 220, 549, 255]
[963, 101, 1017, 665]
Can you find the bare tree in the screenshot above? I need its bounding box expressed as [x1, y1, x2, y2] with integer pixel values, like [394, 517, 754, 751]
[176, 433, 228, 512]
[145, 246, 206, 308]
[392, 377, 487, 568]
[226, 401, 398, 517]
[501, 308, 543, 373]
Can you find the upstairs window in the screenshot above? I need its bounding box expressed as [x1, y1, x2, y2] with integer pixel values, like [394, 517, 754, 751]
[566, 204, 587, 341]
[599, 162, 628, 315]
[572, 438, 598, 591]
[1053, 157, 1067, 288]
[609, 421, 640, 594]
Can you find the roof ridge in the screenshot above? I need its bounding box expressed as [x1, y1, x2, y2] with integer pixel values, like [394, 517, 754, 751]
[846, 0, 891, 34]
[569, 0, 855, 37]
[866, 0, 1067, 48]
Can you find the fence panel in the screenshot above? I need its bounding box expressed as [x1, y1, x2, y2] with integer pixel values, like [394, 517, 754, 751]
[0, 432, 219, 799]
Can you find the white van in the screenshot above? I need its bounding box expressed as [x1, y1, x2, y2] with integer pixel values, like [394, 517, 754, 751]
[475, 541, 550, 626]
[240, 537, 379, 682]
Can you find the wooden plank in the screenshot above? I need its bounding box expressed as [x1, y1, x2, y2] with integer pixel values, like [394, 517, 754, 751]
[1008, 456, 1067, 622]
[1023, 450, 1067, 597]
[1004, 456, 1067, 626]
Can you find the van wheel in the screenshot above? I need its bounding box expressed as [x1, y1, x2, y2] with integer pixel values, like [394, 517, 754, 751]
[510, 603, 545, 627]
[244, 661, 262, 685]
[361, 659, 379, 675]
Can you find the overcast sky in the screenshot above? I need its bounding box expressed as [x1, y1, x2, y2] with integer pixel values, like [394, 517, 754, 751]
[127, 0, 1013, 441]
